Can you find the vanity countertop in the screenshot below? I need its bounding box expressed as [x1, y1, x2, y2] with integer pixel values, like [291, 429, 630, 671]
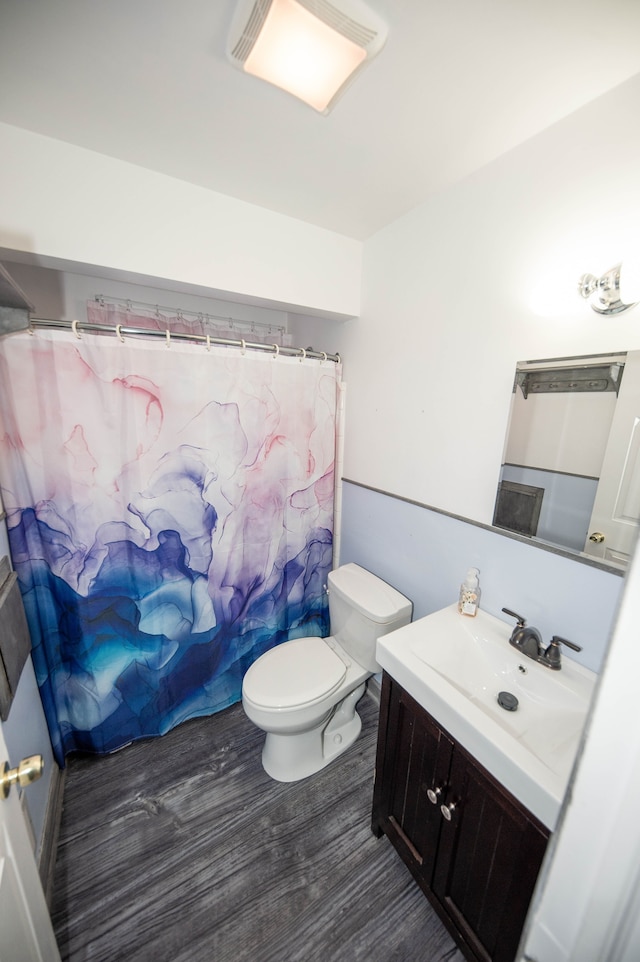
[376, 604, 597, 830]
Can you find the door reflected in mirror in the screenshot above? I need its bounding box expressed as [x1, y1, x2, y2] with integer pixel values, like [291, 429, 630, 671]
[494, 351, 640, 569]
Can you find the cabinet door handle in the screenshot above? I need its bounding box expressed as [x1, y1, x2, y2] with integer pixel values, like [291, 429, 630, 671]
[440, 801, 456, 822]
[427, 786, 443, 804]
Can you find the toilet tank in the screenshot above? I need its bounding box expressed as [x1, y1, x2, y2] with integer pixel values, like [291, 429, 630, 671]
[327, 563, 412, 673]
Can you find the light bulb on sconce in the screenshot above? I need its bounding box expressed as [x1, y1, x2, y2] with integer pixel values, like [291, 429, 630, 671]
[578, 261, 640, 315]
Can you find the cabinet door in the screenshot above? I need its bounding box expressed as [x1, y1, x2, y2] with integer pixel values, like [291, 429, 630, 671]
[433, 746, 549, 962]
[373, 675, 453, 876]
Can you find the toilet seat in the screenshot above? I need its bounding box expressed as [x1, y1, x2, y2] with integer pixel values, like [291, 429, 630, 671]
[243, 637, 347, 710]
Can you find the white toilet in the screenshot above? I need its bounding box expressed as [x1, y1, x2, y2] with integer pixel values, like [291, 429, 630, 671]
[241, 563, 412, 781]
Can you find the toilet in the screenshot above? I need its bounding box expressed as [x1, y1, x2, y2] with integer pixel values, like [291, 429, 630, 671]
[241, 563, 412, 782]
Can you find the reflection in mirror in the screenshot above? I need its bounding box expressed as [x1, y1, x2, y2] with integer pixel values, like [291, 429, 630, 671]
[494, 351, 640, 569]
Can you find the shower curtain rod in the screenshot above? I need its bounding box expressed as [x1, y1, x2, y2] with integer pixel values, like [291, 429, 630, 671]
[93, 293, 286, 334]
[28, 317, 341, 363]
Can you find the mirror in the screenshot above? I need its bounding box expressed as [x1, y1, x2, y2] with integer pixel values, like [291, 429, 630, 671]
[494, 350, 640, 569]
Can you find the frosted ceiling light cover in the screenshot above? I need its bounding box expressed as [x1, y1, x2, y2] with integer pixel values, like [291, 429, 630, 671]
[227, 0, 388, 114]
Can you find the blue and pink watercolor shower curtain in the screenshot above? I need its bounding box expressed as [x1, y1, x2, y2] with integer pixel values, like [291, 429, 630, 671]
[0, 329, 340, 765]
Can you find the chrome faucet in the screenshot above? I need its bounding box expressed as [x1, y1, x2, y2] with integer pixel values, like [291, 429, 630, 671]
[501, 608, 582, 670]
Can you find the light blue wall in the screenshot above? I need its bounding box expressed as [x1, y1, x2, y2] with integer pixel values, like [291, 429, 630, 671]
[500, 464, 597, 552]
[338, 481, 624, 675]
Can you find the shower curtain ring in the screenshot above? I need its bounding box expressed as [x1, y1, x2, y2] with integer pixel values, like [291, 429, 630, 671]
[321, 351, 327, 362]
[272, 344, 279, 358]
[299, 347, 306, 362]
[205, 334, 211, 351]
[166, 329, 171, 348]
[115, 324, 125, 343]
[240, 338, 246, 355]
[72, 320, 82, 339]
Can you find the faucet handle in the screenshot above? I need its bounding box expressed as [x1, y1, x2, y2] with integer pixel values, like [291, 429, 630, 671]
[544, 635, 583, 669]
[502, 607, 526, 626]
[549, 635, 582, 653]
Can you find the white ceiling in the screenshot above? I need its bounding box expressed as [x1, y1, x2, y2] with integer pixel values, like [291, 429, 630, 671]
[1, 0, 639, 240]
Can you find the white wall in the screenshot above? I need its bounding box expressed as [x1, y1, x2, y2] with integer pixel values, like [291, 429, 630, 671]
[0, 122, 362, 320]
[505, 390, 616, 476]
[521, 538, 640, 961]
[324, 73, 640, 528]
[4, 261, 293, 337]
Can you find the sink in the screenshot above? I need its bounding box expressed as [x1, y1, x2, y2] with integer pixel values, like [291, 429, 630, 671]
[376, 604, 597, 829]
[412, 611, 593, 770]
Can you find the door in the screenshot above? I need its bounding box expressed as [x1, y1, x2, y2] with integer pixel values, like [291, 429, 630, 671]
[388, 685, 453, 872]
[585, 350, 640, 565]
[0, 721, 60, 962]
[372, 675, 453, 877]
[433, 748, 548, 962]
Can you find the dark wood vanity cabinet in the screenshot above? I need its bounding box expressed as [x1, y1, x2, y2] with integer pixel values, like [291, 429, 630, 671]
[372, 673, 549, 962]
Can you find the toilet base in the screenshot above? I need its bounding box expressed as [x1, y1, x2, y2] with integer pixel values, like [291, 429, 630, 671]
[261, 683, 367, 782]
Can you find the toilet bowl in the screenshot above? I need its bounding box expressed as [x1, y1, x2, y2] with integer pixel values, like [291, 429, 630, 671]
[242, 563, 412, 782]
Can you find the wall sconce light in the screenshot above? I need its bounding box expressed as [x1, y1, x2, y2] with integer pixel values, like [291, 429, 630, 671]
[578, 262, 640, 315]
[227, 0, 388, 114]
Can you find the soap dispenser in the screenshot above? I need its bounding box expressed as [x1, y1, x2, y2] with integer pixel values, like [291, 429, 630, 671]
[458, 568, 481, 617]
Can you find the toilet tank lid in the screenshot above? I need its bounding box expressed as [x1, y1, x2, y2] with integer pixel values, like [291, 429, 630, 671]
[328, 564, 412, 625]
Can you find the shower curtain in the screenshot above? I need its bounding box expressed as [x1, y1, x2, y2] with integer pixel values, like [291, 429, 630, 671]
[0, 329, 340, 766]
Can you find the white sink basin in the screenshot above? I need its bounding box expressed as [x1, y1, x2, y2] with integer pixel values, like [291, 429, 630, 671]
[376, 604, 597, 829]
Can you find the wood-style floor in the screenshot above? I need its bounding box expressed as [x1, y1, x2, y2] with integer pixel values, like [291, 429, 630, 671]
[51, 691, 465, 962]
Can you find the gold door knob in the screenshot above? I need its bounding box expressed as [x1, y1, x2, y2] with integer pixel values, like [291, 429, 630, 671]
[589, 531, 605, 544]
[1, 755, 44, 800]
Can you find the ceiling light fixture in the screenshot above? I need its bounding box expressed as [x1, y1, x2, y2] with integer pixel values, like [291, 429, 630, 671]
[578, 262, 640, 315]
[227, 0, 388, 114]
